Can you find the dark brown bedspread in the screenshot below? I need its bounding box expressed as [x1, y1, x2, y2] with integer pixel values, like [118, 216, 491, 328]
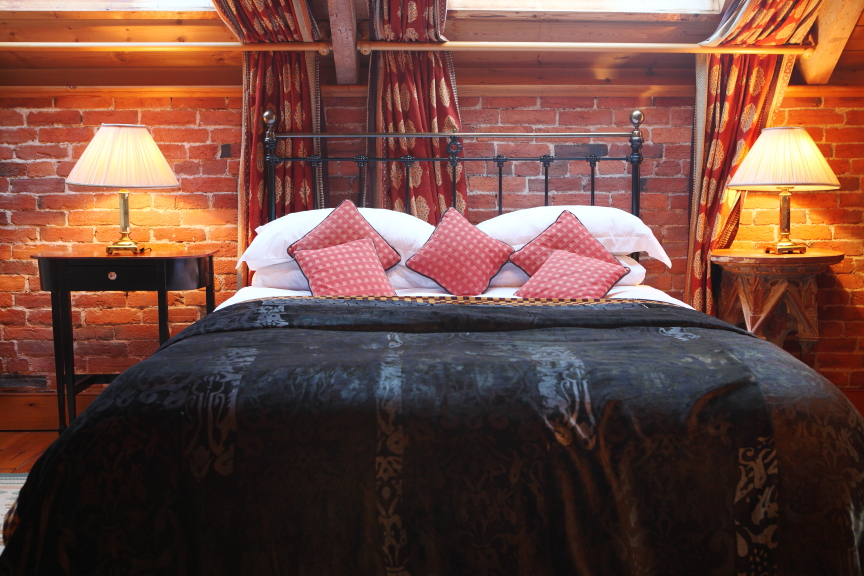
[2, 297, 863, 576]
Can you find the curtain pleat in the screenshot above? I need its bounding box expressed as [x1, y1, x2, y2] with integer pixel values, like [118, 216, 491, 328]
[685, 0, 821, 313]
[366, 0, 468, 223]
[212, 0, 324, 285]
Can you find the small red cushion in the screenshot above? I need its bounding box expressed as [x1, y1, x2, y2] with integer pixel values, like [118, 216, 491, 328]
[288, 200, 401, 270]
[515, 250, 629, 299]
[406, 208, 513, 296]
[510, 210, 619, 276]
[294, 238, 396, 297]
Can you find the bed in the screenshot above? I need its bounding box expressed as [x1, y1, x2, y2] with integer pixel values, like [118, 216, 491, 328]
[2, 114, 863, 576]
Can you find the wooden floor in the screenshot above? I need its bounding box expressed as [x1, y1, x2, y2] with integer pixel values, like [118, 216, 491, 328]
[0, 432, 58, 473]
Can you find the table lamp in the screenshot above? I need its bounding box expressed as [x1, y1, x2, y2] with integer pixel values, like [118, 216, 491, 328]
[66, 124, 179, 254]
[727, 126, 839, 254]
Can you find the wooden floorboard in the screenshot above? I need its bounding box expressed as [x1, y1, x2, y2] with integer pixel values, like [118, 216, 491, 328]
[0, 431, 57, 473]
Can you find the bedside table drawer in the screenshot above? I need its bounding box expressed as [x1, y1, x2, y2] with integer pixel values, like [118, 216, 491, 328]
[66, 263, 160, 291]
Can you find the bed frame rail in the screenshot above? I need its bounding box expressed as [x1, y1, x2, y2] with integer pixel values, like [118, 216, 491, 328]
[262, 109, 644, 223]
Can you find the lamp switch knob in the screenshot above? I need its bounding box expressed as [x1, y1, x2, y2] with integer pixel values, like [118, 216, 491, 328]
[108, 271, 117, 280]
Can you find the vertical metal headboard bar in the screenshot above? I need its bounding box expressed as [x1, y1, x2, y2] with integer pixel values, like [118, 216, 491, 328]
[263, 110, 278, 223]
[494, 155, 506, 216]
[447, 136, 463, 210]
[356, 155, 368, 208]
[402, 156, 413, 215]
[589, 155, 597, 206]
[541, 154, 552, 206]
[629, 110, 645, 218]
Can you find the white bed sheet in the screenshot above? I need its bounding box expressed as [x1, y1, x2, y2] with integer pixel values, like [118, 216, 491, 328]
[215, 285, 693, 312]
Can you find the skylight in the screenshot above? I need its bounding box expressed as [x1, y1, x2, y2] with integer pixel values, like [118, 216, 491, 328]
[0, 0, 214, 9]
[448, 0, 722, 13]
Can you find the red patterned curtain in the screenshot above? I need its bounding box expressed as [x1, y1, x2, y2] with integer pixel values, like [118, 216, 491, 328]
[684, 0, 821, 313]
[367, 0, 468, 223]
[212, 0, 324, 266]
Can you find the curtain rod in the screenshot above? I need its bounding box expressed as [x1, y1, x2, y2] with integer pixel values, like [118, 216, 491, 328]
[0, 41, 813, 57]
[269, 132, 633, 138]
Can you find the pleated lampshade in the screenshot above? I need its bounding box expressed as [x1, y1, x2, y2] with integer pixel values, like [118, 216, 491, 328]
[66, 124, 179, 189]
[728, 127, 839, 191]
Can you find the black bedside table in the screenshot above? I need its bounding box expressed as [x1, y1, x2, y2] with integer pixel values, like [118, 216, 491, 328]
[31, 249, 217, 431]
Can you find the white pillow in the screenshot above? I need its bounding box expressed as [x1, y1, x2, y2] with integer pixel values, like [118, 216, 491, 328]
[476, 205, 671, 267]
[238, 207, 435, 271]
[488, 253, 645, 287]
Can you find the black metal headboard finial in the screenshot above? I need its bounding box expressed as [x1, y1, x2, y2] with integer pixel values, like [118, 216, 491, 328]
[262, 110, 645, 224]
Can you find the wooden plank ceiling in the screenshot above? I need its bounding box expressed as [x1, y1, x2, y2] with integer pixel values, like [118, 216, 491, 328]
[0, 1, 862, 97]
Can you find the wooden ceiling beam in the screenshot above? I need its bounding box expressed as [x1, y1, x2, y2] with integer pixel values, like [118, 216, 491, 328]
[0, 10, 221, 19]
[326, 0, 358, 85]
[798, 0, 864, 84]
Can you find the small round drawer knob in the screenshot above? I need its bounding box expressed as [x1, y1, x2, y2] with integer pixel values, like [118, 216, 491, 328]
[108, 271, 117, 280]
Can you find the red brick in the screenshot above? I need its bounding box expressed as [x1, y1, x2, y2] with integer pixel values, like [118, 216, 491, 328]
[483, 97, 538, 109]
[12, 211, 65, 226]
[82, 110, 140, 125]
[1, 128, 38, 144]
[187, 144, 220, 159]
[824, 97, 864, 108]
[211, 194, 238, 209]
[209, 127, 241, 144]
[597, 97, 653, 109]
[54, 96, 113, 109]
[141, 110, 198, 126]
[157, 143, 188, 160]
[11, 178, 65, 193]
[85, 308, 142, 324]
[114, 97, 171, 109]
[778, 96, 822, 108]
[180, 176, 236, 193]
[25, 161, 55, 178]
[172, 97, 227, 109]
[39, 227, 94, 243]
[0, 98, 53, 108]
[500, 109, 557, 126]
[39, 127, 95, 143]
[539, 97, 595, 109]
[461, 109, 500, 126]
[785, 109, 845, 126]
[559, 109, 614, 126]
[180, 209, 236, 225]
[846, 110, 864, 125]
[0, 111, 25, 127]
[14, 144, 69, 160]
[152, 127, 209, 143]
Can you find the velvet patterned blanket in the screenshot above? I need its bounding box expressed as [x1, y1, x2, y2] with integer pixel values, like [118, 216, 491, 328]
[2, 297, 863, 576]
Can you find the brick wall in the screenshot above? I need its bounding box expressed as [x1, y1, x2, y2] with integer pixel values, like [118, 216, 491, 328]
[1, 90, 860, 391]
[730, 95, 864, 387]
[0, 95, 241, 386]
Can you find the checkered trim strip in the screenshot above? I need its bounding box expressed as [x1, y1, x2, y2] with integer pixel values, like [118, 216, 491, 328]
[515, 250, 629, 299]
[511, 210, 619, 276]
[288, 200, 401, 270]
[406, 208, 514, 296]
[251, 295, 672, 308]
[294, 238, 397, 297]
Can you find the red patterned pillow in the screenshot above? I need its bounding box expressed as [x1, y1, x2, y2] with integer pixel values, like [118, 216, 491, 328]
[288, 200, 401, 270]
[406, 208, 513, 296]
[515, 250, 629, 299]
[510, 210, 619, 276]
[294, 238, 396, 297]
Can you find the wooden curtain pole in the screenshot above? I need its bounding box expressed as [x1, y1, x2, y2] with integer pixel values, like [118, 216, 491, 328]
[0, 41, 813, 57]
[0, 41, 333, 55]
[357, 41, 815, 57]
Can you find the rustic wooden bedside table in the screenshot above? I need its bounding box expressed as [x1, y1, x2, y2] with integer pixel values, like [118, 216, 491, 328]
[31, 249, 217, 431]
[710, 249, 844, 352]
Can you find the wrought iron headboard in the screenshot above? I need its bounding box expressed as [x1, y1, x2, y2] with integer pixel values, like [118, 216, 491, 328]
[262, 109, 645, 224]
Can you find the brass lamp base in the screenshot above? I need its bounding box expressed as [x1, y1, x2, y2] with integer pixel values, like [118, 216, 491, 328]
[765, 242, 807, 255]
[765, 235, 807, 255]
[106, 232, 145, 254]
